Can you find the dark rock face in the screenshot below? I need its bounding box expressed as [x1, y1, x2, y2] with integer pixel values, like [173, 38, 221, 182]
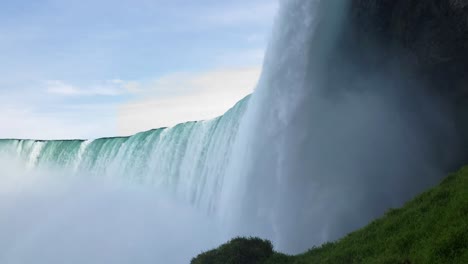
[318, 0, 468, 171]
[350, 0, 468, 98]
[362, 0, 468, 162]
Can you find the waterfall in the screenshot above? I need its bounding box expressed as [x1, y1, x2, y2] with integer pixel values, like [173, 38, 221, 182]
[0, 96, 249, 213]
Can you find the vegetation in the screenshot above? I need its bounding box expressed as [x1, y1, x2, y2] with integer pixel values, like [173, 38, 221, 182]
[192, 166, 468, 263]
[191, 237, 276, 264]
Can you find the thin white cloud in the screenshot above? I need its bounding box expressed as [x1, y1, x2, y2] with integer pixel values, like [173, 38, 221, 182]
[123, 81, 141, 93]
[118, 67, 261, 135]
[45, 80, 79, 95]
[45, 80, 133, 97]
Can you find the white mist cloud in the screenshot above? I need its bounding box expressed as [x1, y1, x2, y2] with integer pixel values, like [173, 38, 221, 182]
[0, 158, 223, 264]
[118, 67, 260, 135]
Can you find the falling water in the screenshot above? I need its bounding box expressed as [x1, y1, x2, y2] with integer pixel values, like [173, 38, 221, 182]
[0, 96, 249, 213]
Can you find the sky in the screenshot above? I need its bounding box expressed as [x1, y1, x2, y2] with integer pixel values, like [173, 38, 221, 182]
[0, 0, 277, 139]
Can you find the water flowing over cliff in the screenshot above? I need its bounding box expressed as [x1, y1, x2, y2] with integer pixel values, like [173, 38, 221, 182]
[0, 96, 249, 213]
[1, 0, 466, 262]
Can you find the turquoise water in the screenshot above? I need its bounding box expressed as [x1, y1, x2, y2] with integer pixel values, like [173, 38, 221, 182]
[0, 96, 250, 214]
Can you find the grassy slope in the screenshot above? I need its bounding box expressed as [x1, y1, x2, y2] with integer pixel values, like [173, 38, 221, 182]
[192, 166, 468, 264]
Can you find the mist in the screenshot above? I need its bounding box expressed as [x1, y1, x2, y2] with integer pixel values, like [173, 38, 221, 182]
[0, 158, 223, 264]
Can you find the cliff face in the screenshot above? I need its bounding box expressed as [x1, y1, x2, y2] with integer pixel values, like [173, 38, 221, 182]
[350, 0, 468, 98]
[317, 0, 468, 171]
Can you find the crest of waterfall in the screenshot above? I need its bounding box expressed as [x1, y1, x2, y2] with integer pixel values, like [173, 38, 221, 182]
[0, 97, 249, 214]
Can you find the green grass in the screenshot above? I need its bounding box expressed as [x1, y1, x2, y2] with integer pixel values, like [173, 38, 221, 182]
[192, 166, 468, 264]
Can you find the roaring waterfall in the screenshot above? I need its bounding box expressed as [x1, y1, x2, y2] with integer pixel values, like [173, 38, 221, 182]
[0, 0, 460, 262]
[0, 96, 249, 213]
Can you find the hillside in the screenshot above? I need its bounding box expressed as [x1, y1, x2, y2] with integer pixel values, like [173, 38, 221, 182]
[192, 166, 468, 264]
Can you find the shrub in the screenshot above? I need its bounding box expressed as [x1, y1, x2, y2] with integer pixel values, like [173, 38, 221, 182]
[191, 237, 274, 264]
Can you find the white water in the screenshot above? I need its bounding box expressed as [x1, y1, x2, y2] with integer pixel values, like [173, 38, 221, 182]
[221, 0, 353, 252]
[0, 160, 221, 264]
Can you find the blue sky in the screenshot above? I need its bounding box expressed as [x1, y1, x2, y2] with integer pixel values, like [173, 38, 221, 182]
[0, 0, 277, 139]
